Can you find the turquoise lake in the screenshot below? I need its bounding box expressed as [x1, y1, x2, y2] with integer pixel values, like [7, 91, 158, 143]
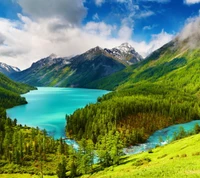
[7, 87, 109, 140]
[6, 87, 200, 155]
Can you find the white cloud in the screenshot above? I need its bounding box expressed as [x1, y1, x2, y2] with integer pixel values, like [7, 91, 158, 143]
[84, 22, 116, 37]
[143, 25, 152, 30]
[177, 16, 200, 48]
[95, 0, 105, 6]
[92, 13, 99, 21]
[118, 26, 133, 40]
[127, 30, 173, 57]
[143, 24, 157, 30]
[184, 0, 200, 4]
[0, 0, 174, 70]
[136, 10, 155, 18]
[0, 14, 173, 69]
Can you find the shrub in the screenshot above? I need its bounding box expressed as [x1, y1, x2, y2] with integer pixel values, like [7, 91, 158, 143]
[192, 152, 200, 156]
[157, 154, 167, 159]
[180, 154, 187, 158]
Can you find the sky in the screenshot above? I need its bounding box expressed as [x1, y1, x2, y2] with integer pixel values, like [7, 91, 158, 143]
[0, 0, 200, 69]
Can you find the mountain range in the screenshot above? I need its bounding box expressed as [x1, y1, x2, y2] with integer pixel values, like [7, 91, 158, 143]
[9, 43, 143, 87]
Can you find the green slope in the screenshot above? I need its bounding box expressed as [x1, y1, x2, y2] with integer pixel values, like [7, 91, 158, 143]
[0, 73, 35, 109]
[82, 134, 200, 178]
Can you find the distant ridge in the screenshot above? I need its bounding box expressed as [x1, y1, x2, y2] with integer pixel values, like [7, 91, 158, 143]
[10, 43, 143, 87]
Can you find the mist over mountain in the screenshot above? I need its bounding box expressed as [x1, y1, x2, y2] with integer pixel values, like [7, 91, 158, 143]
[177, 16, 200, 49]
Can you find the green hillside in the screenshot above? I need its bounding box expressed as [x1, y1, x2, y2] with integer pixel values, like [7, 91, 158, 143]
[66, 40, 200, 147]
[82, 133, 200, 178]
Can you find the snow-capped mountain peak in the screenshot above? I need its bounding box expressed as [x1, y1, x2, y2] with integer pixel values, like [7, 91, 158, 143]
[115, 42, 135, 53]
[0, 62, 20, 76]
[104, 43, 143, 64]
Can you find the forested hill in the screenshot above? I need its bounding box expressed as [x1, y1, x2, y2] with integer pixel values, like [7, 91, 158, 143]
[66, 37, 200, 147]
[0, 72, 36, 109]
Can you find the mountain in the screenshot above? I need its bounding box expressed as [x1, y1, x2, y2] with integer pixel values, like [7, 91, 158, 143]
[0, 62, 20, 76]
[87, 38, 200, 91]
[66, 34, 200, 148]
[10, 43, 142, 87]
[104, 42, 143, 65]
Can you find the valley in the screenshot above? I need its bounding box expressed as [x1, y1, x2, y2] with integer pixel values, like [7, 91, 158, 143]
[0, 5, 200, 177]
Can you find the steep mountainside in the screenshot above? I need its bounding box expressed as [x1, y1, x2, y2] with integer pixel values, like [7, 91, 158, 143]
[0, 62, 20, 76]
[11, 43, 142, 87]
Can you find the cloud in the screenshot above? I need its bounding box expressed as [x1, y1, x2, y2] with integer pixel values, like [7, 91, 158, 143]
[136, 10, 155, 18]
[177, 16, 200, 48]
[84, 22, 116, 37]
[184, 0, 200, 4]
[0, 0, 174, 69]
[143, 25, 152, 30]
[16, 0, 87, 26]
[93, 13, 99, 21]
[0, 14, 174, 70]
[0, 32, 6, 45]
[143, 24, 157, 30]
[95, 0, 105, 6]
[118, 26, 133, 40]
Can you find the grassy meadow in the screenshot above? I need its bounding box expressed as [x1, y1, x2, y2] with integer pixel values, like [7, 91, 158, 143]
[81, 134, 200, 178]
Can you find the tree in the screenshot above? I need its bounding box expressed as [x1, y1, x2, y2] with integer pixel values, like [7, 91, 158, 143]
[57, 156, 67, 178]
[194, 123, 200, 134]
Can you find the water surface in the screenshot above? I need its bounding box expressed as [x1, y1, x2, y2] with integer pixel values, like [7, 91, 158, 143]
[7, 87, 200, 155]
[124, 120, 200, 154]
[7, 87, 109, 140]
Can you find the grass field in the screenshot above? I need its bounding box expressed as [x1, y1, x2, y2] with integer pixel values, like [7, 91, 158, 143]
[82, 134, 200, 178]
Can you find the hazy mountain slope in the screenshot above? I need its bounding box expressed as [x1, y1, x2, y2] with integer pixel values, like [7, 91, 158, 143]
[11, 43, 142, 87]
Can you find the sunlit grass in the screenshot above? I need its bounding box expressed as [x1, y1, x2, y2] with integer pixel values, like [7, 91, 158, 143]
[82, 134, 200, 178]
